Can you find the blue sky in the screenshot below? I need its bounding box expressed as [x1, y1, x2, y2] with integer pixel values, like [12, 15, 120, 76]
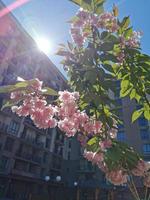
[2, 0, 150, 75]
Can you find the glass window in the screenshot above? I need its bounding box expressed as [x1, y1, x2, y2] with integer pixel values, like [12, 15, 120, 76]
[138, 117, 148, 127]
[46, 138, 51, 148]
[116, 99, 122, 106]
[115, 88, 120, 98]
[117, 131, 126, 141]
[69, 140, 71, 148]
[68, 152, 71, 160]
[118, 124, 124, 130]
[4, 137, 14, 151]
[143, 144, 150, 154]
[9, 120, 19, 135]
[115, 80, 120, 88]
[140, 130, 149, 140]
[0, 156, 9, 171]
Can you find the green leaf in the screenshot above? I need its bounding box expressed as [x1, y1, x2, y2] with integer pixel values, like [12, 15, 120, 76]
[120, 16, 130, 31]
[42, 87, 58, 96]
[87, 136, 99, 152]
[124, 27, 133, 39]
[69, 0, 81, 6]
[0, 80, 32, 94]
[130, 89, 141, 102]
[113, 4, 119, 17]
[132, 109, 143, 122]
[99, 42, 114, 51]
[120, 79, 132, 97]
[100, 31, 109, 40]
[144, 110, 150, 120]
[87, 136, 98, 146]
[1, 100, 15, 110]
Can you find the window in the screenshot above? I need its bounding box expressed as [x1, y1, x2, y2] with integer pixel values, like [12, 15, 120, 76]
[0, 156, 9, 171]
[69, 140, 71, 148]
[115, 88, 120, 98]
[115, 80, 120, 88]
[117, 131, 126, 141]
[118, 124, 124, 130]
[116, 99, 122, 106]
[9, 121, 19, 135]
[138, 117, 148, 127]
[143, 144, 150, 154]
[140, 130, 149, 140]
[4, 137, 14, 151]
[68, 152, 71, 160]
[46, 138, 51, 149]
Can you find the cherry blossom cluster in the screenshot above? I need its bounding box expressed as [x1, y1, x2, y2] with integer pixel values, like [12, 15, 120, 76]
[84, 149, 150, 186]
[11, 79, 57, 129]
[70, 9, 118, 46]
[10, 78, 150, 187]
[117, 31, 142, 63]
[57, 90, 105, 137]
[10, 79, 105, 137]
[70, 8, 142, 61]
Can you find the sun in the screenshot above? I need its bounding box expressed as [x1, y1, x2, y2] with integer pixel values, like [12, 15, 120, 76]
[36, 37, 52, 54]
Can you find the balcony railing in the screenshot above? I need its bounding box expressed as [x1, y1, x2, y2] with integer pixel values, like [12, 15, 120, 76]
[15, 151, 42, 164]
[20, 133, 46, 148]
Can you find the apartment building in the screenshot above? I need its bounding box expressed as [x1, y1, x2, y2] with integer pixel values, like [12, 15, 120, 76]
[0, 1, 68, 200]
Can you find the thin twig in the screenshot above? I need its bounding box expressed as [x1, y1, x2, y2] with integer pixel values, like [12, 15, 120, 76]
[145, 187, 148, 200]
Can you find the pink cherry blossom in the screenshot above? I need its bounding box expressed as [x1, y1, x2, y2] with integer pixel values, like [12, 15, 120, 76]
[92, 152, 104, 164]
[58, 90, 76, 103]
[93, 121, 102, 134]
[30, 78, 43, 91]
[83, 151, 94, 162]
[100, 140, 112, 151]
[10, 91, 23, 101]
[132, 160, 148, 176]
[143, 174, 150, 188]
[58, 118, 77, 137]
[106, 170, 128, 185]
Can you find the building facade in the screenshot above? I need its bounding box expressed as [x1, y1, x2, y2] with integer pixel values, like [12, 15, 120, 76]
[0, 1, 68, 200]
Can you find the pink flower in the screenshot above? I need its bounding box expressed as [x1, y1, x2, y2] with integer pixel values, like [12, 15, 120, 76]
[92, 152, 104, 164]
[108, 128, 117, 139]
[33, 98, 47, 110]
[83, 151, 94, 162]
[100, 140, 112, 151]
[93, 121, 102, 134]
[10, 91, 22, 101]
[78, 112, 89, 126]
[58, 118, 77, 137]
[30, 78, 43, 91]
[83, 121, 94, 134]
[126, 31, 142, 48]
[58, 91, 76, 103]
[97, 12, 118, 32]
[76, 9, 90, 22]
[97, 162, 108, 173]
[132, 160, 148, 176]
[58, 102, 77, 118]
[47, 118, 57, 128]
[106, 170, 128, 185]
[144, 175, 150, 188]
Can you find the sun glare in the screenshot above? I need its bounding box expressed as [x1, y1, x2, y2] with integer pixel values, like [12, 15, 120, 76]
[36, 37, 52, 54]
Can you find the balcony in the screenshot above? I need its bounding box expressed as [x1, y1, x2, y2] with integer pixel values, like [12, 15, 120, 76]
[0, 122, 8, 134]
[15, 151, 42, 164]
[20, 133, 46, 149]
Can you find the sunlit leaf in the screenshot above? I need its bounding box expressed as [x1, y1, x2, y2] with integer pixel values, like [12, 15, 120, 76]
[132, 109, 143, 122]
